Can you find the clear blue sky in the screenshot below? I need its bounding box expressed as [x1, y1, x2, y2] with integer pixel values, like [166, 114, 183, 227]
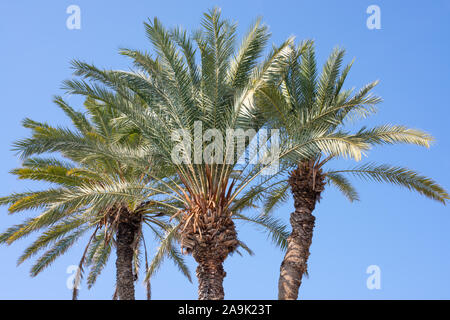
[0, 1, 449, 299]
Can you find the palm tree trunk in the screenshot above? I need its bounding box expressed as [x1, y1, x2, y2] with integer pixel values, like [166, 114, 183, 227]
[115, 209, 140, 300]
[196, 257, 226, 300]
[278, 161, 325, 300]
[180, 206, 238, 300]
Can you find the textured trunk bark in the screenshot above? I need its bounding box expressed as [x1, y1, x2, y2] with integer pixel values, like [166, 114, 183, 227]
[196, 259, 226, 300]
[115, 209, 140, 300]
[278, 161, 325, 300]
[278, 206, 316, 299]
[179, 205, 238, 300]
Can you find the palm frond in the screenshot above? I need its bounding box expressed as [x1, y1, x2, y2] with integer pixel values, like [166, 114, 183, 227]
[325, 172, 359, 202]
[329, 163, 448, 204]
[234, 213, 289, 251]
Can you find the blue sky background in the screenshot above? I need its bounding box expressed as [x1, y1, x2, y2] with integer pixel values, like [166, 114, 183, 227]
[0, 0, 449, 299]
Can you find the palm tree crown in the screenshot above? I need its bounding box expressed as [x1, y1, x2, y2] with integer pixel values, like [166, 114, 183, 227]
[257, 44, 448, 299]
[0, 96, 192, 299]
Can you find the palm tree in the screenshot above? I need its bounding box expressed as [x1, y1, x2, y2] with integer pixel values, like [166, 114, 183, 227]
[0, 96, 192, 300]
[62, 8, 306, 299]
[257, 45, 449, 299]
